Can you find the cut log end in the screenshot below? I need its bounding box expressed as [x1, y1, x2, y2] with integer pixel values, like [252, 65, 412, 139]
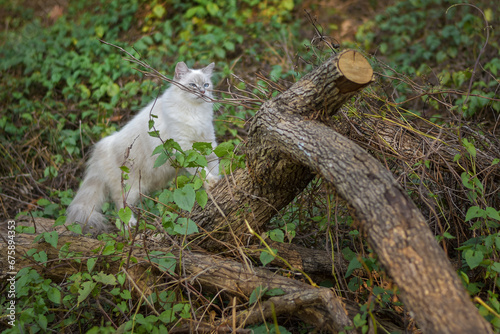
[337, 50, 374, 90]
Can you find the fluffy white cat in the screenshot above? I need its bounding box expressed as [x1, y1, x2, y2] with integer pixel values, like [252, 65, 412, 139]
[66, 62, 219, 234]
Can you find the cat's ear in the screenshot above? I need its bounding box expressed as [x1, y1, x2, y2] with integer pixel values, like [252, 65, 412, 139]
[174, 62, 190, 81]
[201, 62, 215, 76]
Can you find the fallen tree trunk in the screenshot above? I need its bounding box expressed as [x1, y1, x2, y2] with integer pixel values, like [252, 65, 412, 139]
[190, 50, 493, 333]
[0, 229, 362, 332]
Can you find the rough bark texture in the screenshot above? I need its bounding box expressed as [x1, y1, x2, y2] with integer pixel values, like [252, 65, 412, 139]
[191, 50, 492, 333]
[0, 224, 358, 333]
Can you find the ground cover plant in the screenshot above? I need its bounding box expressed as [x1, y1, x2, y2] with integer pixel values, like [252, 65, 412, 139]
[1, 0, 500, 332]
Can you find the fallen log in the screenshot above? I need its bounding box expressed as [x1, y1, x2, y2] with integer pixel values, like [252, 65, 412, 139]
[189, 50, 492, 333]
[0, 220, 357, 332]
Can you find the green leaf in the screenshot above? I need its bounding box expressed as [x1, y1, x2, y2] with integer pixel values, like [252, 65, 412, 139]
[107, 83, 120, 97]
[117, 272, 126, 286]
[44, 231, 59, 248]
[78, 281, 96, 304]
[159, 310, 176, 324]
[37, 314, 48, 331]
[461, 138, 476, 158]
[47, 287, 61, 304]
[268, 229, 284, 243]
[120, 165, 130, 173]
[164, 139, 182, 152]
[465, 206, 484, 222]
[464, 249, 483, 269]
[485, 207, 500, 221]
[102, 241, 116, 256]
[154, 151, 170, 168]
[345, 257, 362, 278]
[33, 250, 48, 264]
[192, 142, 213, 154]
[173, 185, 196, 212]
[148, 130, 160, 138]
[174, 218, 199, 235]
[260, 249, 276, 266]
[120, 289, 132, 300]
[249, 285, 267, 305]
[443, 232, 456, 239]
[150, 251, 177, 274]
[461, 172, 478, 191]
[491, 262, 500, 273]
[152, 4, 166, 18]
[206, 2, 219, 16]
[37, 198, 51, 206]
[196, 189, 208, 209]
[214, 142, 234, 157]
[266, 288, 285, 296]
[93, 272, 117, 285]
[67, 223, 82, 235]
[118, 207, 132, 224]
[87, 257, 97, 273]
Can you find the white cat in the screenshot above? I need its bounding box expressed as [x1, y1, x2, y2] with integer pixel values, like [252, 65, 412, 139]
[66, 62, 220, 234]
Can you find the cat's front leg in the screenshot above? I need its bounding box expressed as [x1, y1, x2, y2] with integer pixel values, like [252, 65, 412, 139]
[204, 150, 220, 189]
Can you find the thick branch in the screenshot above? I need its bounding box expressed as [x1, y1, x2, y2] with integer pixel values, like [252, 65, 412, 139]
[191, 50, 492, 333]
[0, 228, 357, 333]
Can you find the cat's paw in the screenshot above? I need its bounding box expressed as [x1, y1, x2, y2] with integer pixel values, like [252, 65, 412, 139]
[127, 215, 138, 228]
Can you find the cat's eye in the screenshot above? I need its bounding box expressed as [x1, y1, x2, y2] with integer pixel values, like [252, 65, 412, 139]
[189, 83, 197, 88]
[204, 83, 209, 88]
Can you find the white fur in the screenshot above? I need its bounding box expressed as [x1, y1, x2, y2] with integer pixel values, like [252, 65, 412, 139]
[66, 62, 219, 234]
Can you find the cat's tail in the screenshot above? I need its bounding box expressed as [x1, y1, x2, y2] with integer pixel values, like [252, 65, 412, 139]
[66, 171, 109, 234]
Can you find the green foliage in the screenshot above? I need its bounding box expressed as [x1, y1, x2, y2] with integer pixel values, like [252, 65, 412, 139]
[356, 0, 500, 117]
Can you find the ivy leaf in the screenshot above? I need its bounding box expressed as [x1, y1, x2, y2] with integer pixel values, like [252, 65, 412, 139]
[260, 249, 276, 266]
[174, 218, 199, 235]
[266, 288, 285, 296]
[93, 272, 117, 285]
[464, 249, 483, 269]
[249, 285, 267, 305]
[44, 231, 59, 248]
[118, 207, 132, 224]
[67, 223, 82, 235]
[87, 257, 97, 273]
[173, 185, 196, 212]
[149, 251, 177, 275]
[268, 229, 284, 243]
[78, 281, 96, 304]
[345, 257, 362, 278]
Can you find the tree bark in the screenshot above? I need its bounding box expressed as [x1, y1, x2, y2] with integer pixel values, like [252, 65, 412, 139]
[191, 50, 492, 333]
[0, 228, 360, 333]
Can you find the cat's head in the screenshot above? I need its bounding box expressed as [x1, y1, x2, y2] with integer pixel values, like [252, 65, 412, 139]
[173, 62, 215, 103]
